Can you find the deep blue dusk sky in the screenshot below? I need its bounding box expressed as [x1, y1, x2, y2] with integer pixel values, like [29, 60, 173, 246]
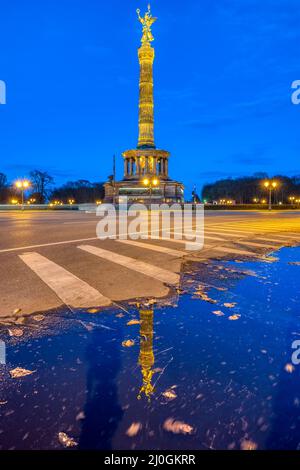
[0, 0, 299, 196]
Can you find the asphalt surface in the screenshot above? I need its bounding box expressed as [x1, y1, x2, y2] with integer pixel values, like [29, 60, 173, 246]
[0, 210, 300, 317]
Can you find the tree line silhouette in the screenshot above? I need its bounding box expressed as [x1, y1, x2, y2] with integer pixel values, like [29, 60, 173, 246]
[0, 170, 105, 204]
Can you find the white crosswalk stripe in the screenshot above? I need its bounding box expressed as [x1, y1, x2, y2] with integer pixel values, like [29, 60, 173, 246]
[78, 244, 180, 285]
[19, 252, 111, 308]
[204, 231, 249, 239]
[230, 239, 277, 249]
[206, 246, 260, 257]
[115, 239, 187, 257]
[149, 233, 260, 257]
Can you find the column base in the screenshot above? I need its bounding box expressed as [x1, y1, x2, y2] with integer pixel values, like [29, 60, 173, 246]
[104, 179, 184, 204]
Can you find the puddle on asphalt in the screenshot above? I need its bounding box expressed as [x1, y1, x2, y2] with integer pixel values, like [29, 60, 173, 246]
[0, 246, 300, 450]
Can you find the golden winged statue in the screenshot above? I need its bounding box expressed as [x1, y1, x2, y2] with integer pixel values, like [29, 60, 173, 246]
[136, 4, 157, 45]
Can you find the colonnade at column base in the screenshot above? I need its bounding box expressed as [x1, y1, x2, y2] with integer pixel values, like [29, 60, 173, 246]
[104, 179, 184, 205]
[122, 148, 170, 180]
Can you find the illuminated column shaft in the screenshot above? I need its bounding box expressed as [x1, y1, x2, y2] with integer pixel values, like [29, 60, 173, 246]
[138, 43, 155, 148]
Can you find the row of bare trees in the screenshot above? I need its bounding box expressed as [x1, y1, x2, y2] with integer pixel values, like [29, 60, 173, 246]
[0, 170, 105, 204]
[0, 170, 54, 203]
[202, 174, 300, 204]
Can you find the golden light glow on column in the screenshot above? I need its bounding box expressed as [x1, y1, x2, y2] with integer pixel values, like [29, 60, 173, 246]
[136, 5, 157, 148]
[143, 177, 159, 187]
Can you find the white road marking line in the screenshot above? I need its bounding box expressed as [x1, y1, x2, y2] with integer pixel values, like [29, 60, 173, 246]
[255, 236, 293, 244]
[206, 246, 261, 257]
[152, 234, 257, 256]
[204, 230, 248, 239]
[63, 221, 97, 225]
[202, 234, 232, 241]
[187, 230, 285, 247]
[0, 237, 99, 254]
[198, 226, 300, 238]
[205, 227, 263, 234]
[233, 240, 276, 249]
[78, 245, 180, 285]
[116, 239, 186, 257]
[265, 233, 300, 240]
[19, 252, 111, 308]
[1, 227, 298, 255]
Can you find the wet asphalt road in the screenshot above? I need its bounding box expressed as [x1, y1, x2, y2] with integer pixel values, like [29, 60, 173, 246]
[0, 210, 300, 317]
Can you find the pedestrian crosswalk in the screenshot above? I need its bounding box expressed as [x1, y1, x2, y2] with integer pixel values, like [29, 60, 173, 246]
[78, 244, 180, 286]
[115, 239, 187, 257]
[7, 220, 300, 315]
[19, 252, 111, 308]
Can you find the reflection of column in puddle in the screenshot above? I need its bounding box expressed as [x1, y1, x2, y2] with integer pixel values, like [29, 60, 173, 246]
[137, 309, 155, 401]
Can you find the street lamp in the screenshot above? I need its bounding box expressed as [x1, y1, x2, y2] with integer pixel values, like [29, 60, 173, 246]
[143, 177, 159, 206]
[15, 179, 30, 210]
[263, 180, 277, 210]
[289, 196, 295, 205]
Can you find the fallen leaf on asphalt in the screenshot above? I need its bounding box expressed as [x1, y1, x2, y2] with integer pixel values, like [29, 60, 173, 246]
[240, 439, 258, 451]
[13, 308, 22, 315]
[87, 308, 99, 314]
[14, 317, 25, 325]
[162, 389, 177, 401]
[212, 310, 225, 317]
[128, 302, 141, 308]
[32, 315, 45, 322]
[126, 422, 142, 437]
[127, 319, 140, 326]
[9, 367, 35, 378]
[176, 288, 187, 295]
[122, 339, 135, 347]
[8, 328, 24, 337]
[228, 315, 241, 321]
[163, 418, 194, 435]
[76, 411, 86, 421]
[284, 363, 295, 373]
[195, 291, 217, 304]
[144, 298, 157, 305]
[58, 432, 78, 448]
[224, 302, 237, 308]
